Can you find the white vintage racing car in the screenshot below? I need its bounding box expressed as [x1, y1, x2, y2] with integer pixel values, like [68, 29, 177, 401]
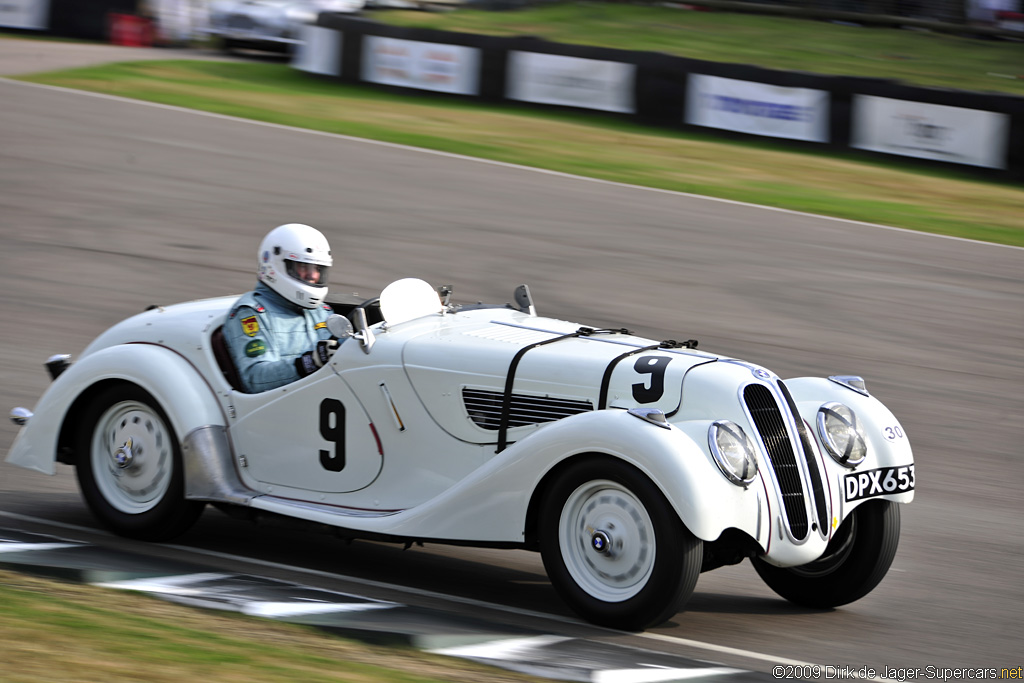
[205, 0, 364, 54]
[7, 278, 914, 629]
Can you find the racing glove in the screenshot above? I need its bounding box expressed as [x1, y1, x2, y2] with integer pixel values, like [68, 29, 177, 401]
[295, 339, 339, 377]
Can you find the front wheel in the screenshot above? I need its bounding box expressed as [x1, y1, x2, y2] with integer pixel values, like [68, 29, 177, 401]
[753, 500, 900, 608]
[75, 384, 204, 541]
[539, 456, 702, 631]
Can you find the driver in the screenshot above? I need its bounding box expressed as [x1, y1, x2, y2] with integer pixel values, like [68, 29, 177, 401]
[224, 223, 339, 393]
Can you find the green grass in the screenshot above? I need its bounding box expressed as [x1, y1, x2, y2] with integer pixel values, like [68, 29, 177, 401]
[372, 3, 1024, 95]
[0, 570, 542, 683]
[13, 57, 1023, 246]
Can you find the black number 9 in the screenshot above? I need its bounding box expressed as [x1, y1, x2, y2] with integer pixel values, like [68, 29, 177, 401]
[632, 356, 671, 403]
[319, 398, 346, 472]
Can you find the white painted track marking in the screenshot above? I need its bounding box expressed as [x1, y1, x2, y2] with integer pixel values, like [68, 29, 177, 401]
[240, 601, 396, 618]
[0, 541, 80, 553]
[96, 572, 232, 595]
[594, 668, 743, 683]
[429, 634, 571, 659]
[431, 636, 744, 682]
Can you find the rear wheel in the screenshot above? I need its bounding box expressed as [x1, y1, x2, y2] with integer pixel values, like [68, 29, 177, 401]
[539, 456, 702, 630]
[75, 384, 204, 541]
[753, 500, 900, 608]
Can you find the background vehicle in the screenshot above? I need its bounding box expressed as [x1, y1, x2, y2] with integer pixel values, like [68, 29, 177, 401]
[206, 0, 364, 53]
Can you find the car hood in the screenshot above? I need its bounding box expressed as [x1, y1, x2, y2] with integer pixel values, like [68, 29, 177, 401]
[401, 311, 718, 445]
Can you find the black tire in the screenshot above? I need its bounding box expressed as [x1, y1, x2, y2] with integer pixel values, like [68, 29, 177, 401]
[75, 384, 204, 541]
[539, 456, 702, 631]
[752, 500, 900, 608]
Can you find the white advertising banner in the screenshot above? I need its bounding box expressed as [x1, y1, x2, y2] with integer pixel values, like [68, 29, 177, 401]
[150, 0, 192, 43]
[293, 24, 341, 77]
[686, 74, 829, 143]
[507, 51, 636, 114]
[0, 0, 49, 29]
[851, 95, 1009, 169]
[362, 36, 479, 96]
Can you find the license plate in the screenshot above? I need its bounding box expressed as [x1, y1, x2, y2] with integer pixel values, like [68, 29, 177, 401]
[843, 464, 915, 502]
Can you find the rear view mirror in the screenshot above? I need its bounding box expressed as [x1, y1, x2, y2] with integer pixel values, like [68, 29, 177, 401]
[352, 307, 375, 354]
[514, 284, 536, 316]
[326, 314, 354, 340]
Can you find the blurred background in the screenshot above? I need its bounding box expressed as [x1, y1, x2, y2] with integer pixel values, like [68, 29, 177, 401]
[2, 0, 1022, 50]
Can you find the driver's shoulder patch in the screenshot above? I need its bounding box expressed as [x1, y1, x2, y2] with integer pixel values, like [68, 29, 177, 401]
[240, 315, 260, 337]
[244, 339, 266, 357]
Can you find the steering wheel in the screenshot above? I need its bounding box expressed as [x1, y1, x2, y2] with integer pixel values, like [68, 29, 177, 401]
[348, 296, 382, 328]
[352, 296, 380, 312]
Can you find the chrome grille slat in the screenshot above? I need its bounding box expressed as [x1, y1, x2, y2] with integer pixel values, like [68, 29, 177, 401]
[744, 383, 809, 540]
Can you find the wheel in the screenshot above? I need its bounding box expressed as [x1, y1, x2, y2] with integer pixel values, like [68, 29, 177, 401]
[75, 384, 204, 541]
[539, 456, 702, 630]
[752, 499, 900, 608]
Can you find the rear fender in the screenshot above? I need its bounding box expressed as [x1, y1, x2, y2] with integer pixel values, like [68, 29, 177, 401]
[6, 343, 226, 475]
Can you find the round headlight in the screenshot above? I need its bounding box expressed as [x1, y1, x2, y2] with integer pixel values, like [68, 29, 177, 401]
[709, 420, 758, 486]
[816, 402, 867, 467]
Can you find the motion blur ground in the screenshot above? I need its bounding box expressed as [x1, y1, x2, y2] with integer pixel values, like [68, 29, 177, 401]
[0, 35, 245, 75]
[1, 34, 1022, 682]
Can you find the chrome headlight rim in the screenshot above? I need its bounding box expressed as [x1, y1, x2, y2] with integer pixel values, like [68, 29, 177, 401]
[816, 402, 867, 467]
[708, 420, 758, 487]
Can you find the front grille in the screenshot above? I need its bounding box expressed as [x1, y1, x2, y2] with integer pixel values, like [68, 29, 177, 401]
[744, 383, 808, 540]
[463, 388, 592, 430]
[778, 380, 829, 534]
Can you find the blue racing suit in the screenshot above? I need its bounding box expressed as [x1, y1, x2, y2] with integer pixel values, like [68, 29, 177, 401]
[223, 282, 332, 393]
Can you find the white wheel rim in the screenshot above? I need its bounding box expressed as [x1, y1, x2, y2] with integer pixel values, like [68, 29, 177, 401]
[90, 400, 173, 514]
[558, 479, 656, 603]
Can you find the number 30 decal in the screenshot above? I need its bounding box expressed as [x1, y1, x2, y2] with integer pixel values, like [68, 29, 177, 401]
[319, 398, 346, 472]
[883, 425, 905, 441]
[632, 356, 671, 403]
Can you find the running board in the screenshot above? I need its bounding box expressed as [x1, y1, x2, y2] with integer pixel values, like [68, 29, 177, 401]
[250, 495, 402, 526]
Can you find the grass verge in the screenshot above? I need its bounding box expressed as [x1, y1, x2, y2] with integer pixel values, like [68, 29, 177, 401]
[0, 569, 542, 683]
[14, 58, 1023, 246]
[373, 3, 1024, 96]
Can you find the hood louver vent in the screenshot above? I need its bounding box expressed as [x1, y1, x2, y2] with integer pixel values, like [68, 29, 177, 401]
[463, 388, 592, 431]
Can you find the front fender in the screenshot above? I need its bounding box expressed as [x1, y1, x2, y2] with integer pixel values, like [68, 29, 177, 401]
[6, 343, 226, 475]
[786, 377, 915, 516]
[522, 410, 765, 544]
[353, 409, 762, 545]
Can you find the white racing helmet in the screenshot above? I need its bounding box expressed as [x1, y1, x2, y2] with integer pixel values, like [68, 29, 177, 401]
[257, 223, 332, 309]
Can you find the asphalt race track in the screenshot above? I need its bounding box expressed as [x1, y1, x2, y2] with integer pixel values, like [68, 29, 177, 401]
[1, 43, 1022, 681]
